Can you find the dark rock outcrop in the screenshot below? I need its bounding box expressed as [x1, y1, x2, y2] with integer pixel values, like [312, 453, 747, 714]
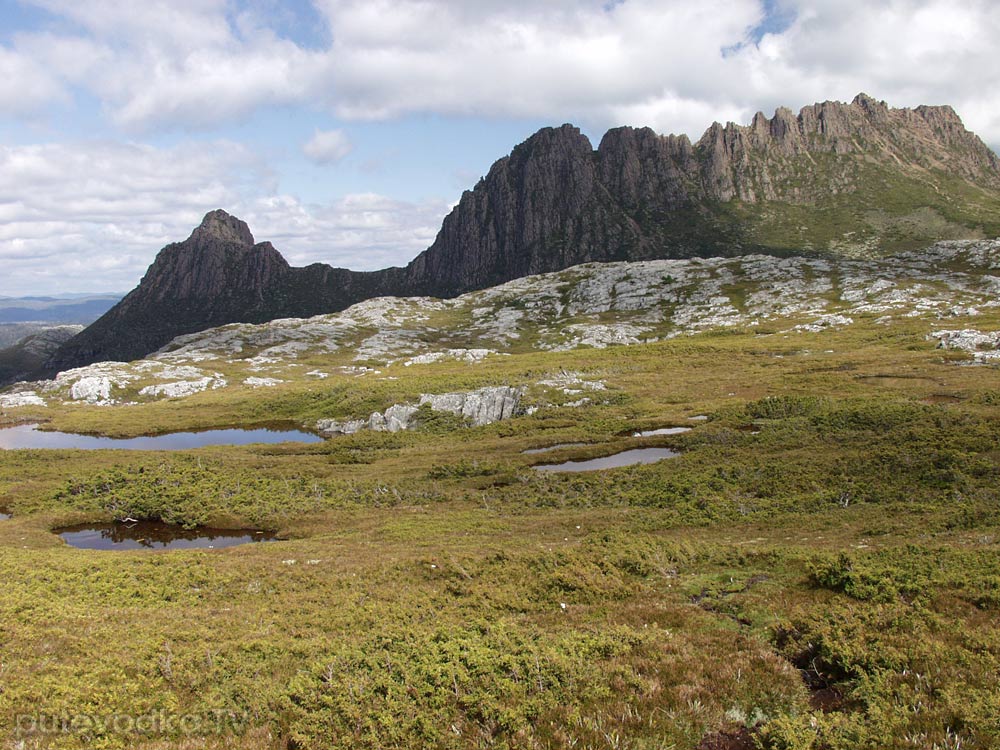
[42, 95, 1000, 373]
[0, 325, 82, 385]
[44, 211, 400, 372]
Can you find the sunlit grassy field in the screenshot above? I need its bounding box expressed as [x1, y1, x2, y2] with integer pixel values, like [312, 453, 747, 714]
[1, 312, 999, 749]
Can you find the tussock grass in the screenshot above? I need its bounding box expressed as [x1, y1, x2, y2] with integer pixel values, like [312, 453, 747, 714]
[1, 317, 999, 748]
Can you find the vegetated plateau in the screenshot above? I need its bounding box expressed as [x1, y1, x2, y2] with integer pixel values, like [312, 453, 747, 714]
[2, 95, 1000, 750]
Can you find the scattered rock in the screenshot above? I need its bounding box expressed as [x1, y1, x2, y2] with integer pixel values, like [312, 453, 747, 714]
[139, 377, 220, 398]
[244, 377, 284, 388]
[317, 386, 524, 435]
[542, 323, 650, 351]
[403, 349, 500, 366]
[793, 314, 854, 332]
[0, 391, 46, 408]
[12, 239, 1000, 407]
[537, 371, 607, 394]
[71, 377, 114, 403]
[418, 386, 524, 426]
[930, 329, 1000, 363]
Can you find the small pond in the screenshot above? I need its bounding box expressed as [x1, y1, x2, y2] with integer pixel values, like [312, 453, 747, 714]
[632, 427, 692, 437]
[0, 424, 323, 450]
[522, 442, 588, 454]
[0, 511, 9, 521]
[55, 521, 279, 551]
[533, 447, 678, 473]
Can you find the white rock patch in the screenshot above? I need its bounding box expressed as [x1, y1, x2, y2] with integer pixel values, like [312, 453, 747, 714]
[403, 348, 500, 366]
[0, 391, 46, 408]
[140, 377, 218, 398]
[930, 329, 1000, 363]
[244, 377, 284, 388]
[792, 314, 854, 333]
[317, 386, 524, 435]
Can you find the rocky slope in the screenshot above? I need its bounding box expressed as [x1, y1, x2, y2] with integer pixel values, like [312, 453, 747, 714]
[43, 95, 1000, 373]
[7, 238, 998, 423]
[0, 325, 83, 387]
[40, 211, 399, 374]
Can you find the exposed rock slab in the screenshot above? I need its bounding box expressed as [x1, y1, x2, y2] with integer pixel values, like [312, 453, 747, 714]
[317, 386, 524, 436]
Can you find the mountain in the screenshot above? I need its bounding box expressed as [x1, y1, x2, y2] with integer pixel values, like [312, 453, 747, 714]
[13, 237, 1000, 411]
[43, 94, 1000, 375]
[39, 211, 401, 374]
[0, 325, 83, 387]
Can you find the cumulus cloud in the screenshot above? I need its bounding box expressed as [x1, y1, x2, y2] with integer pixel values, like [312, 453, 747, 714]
[302, 129, 352, 164]
[732, 0, 1000, 135]
[3, 0, 997, 143]
[0, 140, 260, 294]
[243, 192, 449, 271]
[317, 0, 1000, 145]
[316, 0, 760, 132]
[0, 45, 67, 114]
[0, 141, 447, 295]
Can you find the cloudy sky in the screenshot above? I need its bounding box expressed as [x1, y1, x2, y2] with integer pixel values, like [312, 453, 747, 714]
[1, 0, 998, 296]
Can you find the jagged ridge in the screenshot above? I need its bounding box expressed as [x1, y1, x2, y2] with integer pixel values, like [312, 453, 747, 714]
[42, 94, 1000, 375]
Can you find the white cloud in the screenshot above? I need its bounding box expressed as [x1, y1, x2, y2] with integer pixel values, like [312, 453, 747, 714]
[302, 129, 352, 165]
[317, 0, 764, 133]
[0, 140, 447, 295]
[313, 0, 1000, 143]
[0, 140, 260, 294]
[730, 0, 1000, 141]
[5, 0, 1000, 144]
[25, 0, 233, 50]
[0, 45, 67, 114]
[243, 192, 449, 271]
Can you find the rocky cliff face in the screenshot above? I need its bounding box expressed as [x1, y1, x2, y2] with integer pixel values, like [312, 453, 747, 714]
[407, 93, 1000, 293]
[0, 325, 82, 386]
[42, 94, 1000, 374]
[45, 211, 398, 374]
[47, 211, 291, 371]
[696, 94, 1000, 202]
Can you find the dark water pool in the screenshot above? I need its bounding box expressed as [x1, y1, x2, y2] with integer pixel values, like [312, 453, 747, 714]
[533, 447, 678, 473]
[55, 521, 279, 551]
[0, 424, 323, 450]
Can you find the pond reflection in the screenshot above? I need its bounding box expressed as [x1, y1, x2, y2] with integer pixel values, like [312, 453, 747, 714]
[0, 424, 322, 450]
[55, 521, 278, 550]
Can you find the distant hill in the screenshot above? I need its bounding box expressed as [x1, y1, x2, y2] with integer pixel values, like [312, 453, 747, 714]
[0, 294, 121, 325]
[44, 93, 1000, 373]
[0, 295, 120, 386]
[0, 325, 83, 386]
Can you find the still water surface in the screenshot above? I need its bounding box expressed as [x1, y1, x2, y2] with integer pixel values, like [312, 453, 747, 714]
[0, 423, 322, 450]
[56, 521, 278, 551]
[532, 447, 678, 473]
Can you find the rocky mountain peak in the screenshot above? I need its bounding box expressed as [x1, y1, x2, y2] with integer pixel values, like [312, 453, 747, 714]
[38, 95, 1000, 375]
[190, 209, 255, 247]
[514, 123, 593, 155]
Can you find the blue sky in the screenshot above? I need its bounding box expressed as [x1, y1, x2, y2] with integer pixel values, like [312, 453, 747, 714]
[1, 0, 998, 295]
